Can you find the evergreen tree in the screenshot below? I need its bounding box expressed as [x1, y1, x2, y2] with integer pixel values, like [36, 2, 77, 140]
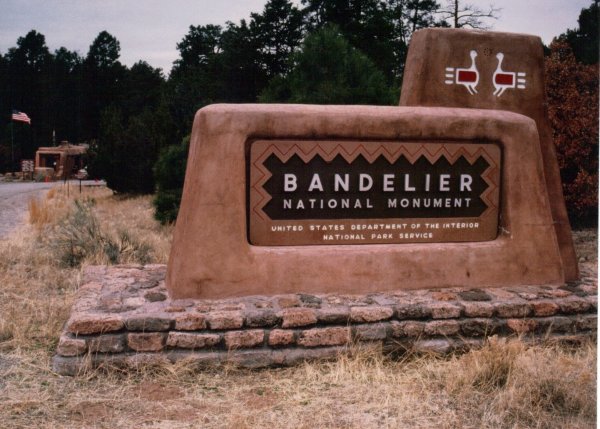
[250, 0, 305, 78]
[167, 25, 224, 136]
[302, 0, 396, 82]
[172, 24, 222, 71]
[87, 106, 124, 184]
[260, 25, 395, 105]
[119, 61, 165, 118]
[301, 0, 443, 84]
[89, 104, 173, 194]
[166, 2, 304, 134]
[218, 20, 267, 102]
[0, 53, 10, 171]
[82, 31, 126, 140]
[51, 47, 84, 143]
[5, 30, 53, 155]
[560, 1, 599, 64]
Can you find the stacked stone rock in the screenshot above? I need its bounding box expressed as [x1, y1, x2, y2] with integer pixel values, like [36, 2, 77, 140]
[53, 265, 597, 375]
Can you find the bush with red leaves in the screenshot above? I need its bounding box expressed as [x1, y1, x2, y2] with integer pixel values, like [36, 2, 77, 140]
[545, 40, 598, 226]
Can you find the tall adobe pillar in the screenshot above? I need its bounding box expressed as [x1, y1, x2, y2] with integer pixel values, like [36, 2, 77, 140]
[400, 28, 579, 280]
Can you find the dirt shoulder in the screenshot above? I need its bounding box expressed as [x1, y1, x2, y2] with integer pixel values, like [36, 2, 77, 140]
[0, 181, 105, 240]
[0, 182, 56, 239]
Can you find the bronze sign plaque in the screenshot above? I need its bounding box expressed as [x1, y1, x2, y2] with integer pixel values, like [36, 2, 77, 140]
[249, 140, 500, 246]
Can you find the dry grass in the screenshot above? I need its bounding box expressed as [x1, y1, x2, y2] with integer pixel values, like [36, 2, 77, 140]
[27, 187, 66, 228]
[0, 186, 596, 428]
[1, 186, 172, 353]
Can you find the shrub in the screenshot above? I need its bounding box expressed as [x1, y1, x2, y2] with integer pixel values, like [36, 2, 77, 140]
[545, 40, 598, 226]
[153, 136, 189, 224]
[153, 190, 183, 225]
[103, 230, 152, 265]
[49, 199, 104, 267]
[48, 199, 152, 267]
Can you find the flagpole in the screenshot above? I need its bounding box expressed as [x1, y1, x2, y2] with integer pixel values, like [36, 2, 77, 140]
[10, 118, 14, 172]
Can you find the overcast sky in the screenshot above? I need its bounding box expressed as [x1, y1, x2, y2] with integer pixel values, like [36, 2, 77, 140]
[0, 0, 592, 75]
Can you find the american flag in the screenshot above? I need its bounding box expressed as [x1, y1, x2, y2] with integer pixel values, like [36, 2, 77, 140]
[11, 110, 31, 124]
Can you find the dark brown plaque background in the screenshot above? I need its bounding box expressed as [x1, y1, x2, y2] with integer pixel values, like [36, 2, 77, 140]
[249, 140, 500, 246]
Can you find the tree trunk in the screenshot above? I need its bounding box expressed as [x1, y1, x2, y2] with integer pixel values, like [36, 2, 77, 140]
[454, 0, 459, 28]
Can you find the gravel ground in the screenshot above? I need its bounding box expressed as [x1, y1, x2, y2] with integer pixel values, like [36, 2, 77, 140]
[0, 180, 106, 240]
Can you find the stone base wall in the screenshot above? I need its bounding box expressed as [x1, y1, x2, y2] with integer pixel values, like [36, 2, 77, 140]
[53, 265, 597, 376]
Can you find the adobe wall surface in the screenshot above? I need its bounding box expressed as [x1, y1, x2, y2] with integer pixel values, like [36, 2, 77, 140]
[167, 104, 564, 299]
[53, 264, 597, 376]
[400, 28, 578, 281]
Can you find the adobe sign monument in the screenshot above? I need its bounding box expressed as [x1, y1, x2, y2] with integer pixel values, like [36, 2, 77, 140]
[166, 28, 576, 299]
[54, 29, 595, 376]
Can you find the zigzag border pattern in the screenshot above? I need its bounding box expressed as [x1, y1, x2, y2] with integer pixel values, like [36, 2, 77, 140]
[250, 140, 500, 221]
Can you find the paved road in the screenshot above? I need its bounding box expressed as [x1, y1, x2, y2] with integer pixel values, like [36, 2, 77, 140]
[0, 180, 105, 239]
